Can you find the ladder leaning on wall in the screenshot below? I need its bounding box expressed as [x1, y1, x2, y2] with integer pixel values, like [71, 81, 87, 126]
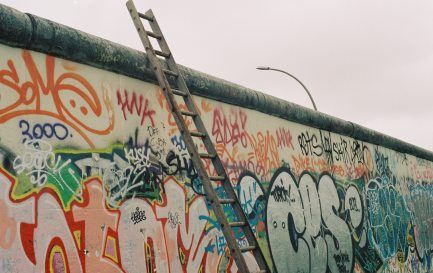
[125, 1, 269, 273]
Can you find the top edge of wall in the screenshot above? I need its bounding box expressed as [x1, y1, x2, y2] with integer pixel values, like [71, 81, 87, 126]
[1, 3, 432, 161]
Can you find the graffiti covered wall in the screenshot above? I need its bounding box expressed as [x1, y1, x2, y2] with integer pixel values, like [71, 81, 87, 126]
[1, 8, 433, 273]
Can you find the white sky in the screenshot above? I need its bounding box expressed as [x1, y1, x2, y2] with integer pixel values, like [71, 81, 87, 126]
[2, 0, 433, 151]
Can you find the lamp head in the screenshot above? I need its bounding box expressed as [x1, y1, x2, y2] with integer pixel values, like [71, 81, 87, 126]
[256, 66, 270, 70]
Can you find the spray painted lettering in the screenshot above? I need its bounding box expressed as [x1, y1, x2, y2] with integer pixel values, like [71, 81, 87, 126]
[266, 169, 363, 273]
[116, 89, 156, 127]
[0, 50, 114, 147]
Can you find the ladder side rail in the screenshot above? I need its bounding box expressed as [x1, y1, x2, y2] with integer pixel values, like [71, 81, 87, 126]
[126, 2, 267, 272]
[204, 149, 269, 270]
[145, 18, 255, 272]
[126, 1, 179, 112]
[173, 73, 271, 271]
[146, 14, 265, 270]
[126, 2, 250, 272]
[145, 9, 189, 96]
[170, 107, 252, 273]
[146, 20, 253, 272]
[167, 74, 270, 270]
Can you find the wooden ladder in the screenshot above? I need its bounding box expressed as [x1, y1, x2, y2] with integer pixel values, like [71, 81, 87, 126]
[126, 1, 269, 272]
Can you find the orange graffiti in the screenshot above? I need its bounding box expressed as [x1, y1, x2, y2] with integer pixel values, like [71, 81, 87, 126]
[0, 50, 114, 148]
[248, 130, 280, 179]
[291, 154, 345, 177]
[200, 98, 212, 113]
[345, 162, 369, 180]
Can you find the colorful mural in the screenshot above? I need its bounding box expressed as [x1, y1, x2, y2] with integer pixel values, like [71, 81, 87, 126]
[0, 45, 432, 273]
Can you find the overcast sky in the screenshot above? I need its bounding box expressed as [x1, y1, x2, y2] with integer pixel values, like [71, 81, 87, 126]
[2, 0, 433, 151]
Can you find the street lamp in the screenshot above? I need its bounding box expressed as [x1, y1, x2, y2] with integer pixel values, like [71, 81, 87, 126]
[256, 66, 318, 111]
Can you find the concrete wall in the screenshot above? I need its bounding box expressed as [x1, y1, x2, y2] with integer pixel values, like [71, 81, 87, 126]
[0, 4, 432, 273]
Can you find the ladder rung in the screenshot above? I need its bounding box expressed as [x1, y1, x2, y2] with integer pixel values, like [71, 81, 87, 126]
[138, 12, 153, 21]
[180, 110, 196, 117]
[240, 245, 257, 252]
[162, 69, 179, 77]
[199, 153, 215, 159]
[172, 89, 187, 96]
[155, 50, 170, 58]
[190, 131, 206, 138]
[146, 31, 161, 39]
[229, 221, 246, 227]
[219, 198, 236, 204]
[209, 175, 225, 181]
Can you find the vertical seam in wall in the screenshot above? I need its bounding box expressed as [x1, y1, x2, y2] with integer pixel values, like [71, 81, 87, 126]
[24, 13, 36, 49]
[50, 21, 58, 52]
[348, 121, 356, 138]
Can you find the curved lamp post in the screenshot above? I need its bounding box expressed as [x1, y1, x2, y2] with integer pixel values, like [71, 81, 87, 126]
[256, 66, 318, 111]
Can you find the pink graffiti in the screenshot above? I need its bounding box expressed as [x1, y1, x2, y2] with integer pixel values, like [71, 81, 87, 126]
[212, 108, 248, 148]
[276, 127, 294, 149]
[117, 89, 156, 127]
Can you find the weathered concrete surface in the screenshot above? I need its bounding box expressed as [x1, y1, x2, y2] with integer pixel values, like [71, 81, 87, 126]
[0, 3, 432, 273]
